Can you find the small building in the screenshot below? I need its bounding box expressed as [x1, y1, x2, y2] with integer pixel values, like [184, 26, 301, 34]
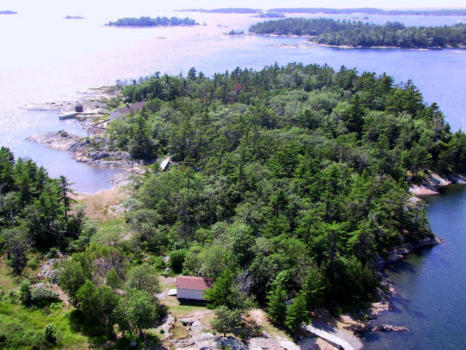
[176, 276, 213, 301]
[110, 101, 146, 120]
[75, 104, 84, 113]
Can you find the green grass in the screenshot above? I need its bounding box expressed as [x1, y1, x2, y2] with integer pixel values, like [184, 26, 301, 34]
[0, 302, 89, 349]
[0, 256, 90, 349]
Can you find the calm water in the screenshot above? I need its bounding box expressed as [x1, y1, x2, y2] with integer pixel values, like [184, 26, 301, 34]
[363, 186, 466, 350]
[0, 9, 466, 347]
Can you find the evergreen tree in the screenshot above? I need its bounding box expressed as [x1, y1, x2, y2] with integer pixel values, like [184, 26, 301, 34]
[285, 292, 309, 335]
[266, 284, 287, 324]
[204, 269, 238, 309]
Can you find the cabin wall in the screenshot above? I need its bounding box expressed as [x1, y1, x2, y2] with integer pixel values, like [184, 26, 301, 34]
[177, 288, 205, 300]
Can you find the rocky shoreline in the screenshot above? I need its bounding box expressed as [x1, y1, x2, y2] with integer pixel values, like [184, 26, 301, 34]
[27, 131, 145, 173]
[24, 85, 149, 175]
[356, 172, 466, 338]
[409, 172, 466, 196]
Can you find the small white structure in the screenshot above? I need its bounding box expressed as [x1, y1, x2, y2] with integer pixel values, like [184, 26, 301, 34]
[176, 276, 213, 301]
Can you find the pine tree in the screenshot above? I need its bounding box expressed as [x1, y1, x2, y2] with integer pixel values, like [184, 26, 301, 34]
[266, 285, 287, 324]
[285, 292, 309, 335]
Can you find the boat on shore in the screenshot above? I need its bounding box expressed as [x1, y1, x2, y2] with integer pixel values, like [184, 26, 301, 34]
[59, 112, 78, 120]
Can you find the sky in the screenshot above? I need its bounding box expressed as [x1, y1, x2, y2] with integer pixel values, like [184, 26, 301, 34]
[2, 0, 466, 14]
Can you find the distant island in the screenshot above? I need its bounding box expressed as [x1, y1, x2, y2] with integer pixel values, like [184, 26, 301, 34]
[254, 12, 286, 19]
[0, 10, 17, 15]
[179, 8, 261, 14]
[64, 15, 85, 20]
[179, 7, 466, 16]
[269, 7, 466, 16]
[250, 18, 466, 49]
[228, 29, 245, 35]
[106, 16, 198, 27]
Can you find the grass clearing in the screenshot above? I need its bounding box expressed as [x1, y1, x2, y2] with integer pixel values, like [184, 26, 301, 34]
[72, 184, 129, 222]
[0, 301, 89, 349]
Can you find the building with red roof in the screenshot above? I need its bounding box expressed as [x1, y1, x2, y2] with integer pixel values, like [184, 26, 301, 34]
[176, 276, 213, 300]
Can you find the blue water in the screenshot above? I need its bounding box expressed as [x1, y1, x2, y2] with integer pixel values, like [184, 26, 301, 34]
[0, 109, 119, 193]
[363, 186, 466, 350]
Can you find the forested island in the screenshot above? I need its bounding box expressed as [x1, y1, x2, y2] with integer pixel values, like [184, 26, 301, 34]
[179, 8, 261, 14]
[1, 63, 465, 348]
[268, 7, 466, 16]
[180, 7, 466, 16]
[106, 16, 198, 27]
[254, 12, 286, 19]
[250, 18, 466, 48]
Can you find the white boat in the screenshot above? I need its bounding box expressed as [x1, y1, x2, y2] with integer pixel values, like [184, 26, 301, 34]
[58, 112, 78, 120]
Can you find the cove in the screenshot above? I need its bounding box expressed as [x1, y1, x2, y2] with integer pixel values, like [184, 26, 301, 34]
[363, 185, 466, 349]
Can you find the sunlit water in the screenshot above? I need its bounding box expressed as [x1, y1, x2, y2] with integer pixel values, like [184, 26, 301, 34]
[0, 11, 466, 347]
[363, 186, 466, 350]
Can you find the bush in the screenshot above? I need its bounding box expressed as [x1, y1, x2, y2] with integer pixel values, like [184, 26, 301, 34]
[46, 247, 59, 259]
[169, 250, 186, 274]
[31, 287, 60, 308]
[44, 324, 57, 344]
[19, 279, 32, 307]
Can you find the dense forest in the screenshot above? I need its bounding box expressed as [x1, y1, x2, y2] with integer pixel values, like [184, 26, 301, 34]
[106, 16, 198, 27]
[249, 18, 466, 48]
[0, 148, 165, 348]
[1, 63, 465, 347]
[107, 63, 464, 316]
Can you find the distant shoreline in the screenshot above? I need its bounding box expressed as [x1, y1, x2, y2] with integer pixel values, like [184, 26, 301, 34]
[178, 7, 466, 17]
[254, 33, 466, 50]
[0, 10, 17, 15]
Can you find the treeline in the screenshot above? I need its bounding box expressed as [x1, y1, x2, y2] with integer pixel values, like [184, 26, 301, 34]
[179, 8, 261, 14]
[106, 63, 465, 316]
[0, 147, 165, 347]
[268, 8, 466, 16]
[0, 147, 84, 273]
[0, 148, 90, 348]
[249, 18, 466, 48]
[179, 8, 466, 16]
[106, 16, 198, 27]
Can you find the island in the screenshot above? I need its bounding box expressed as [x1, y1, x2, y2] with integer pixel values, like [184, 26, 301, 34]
[106, 16, 198, 27]
[179, 7, 466, 16]
[0, 10, 17, 15]
[249, 18, 466, 48]
[179, 8, 261, 14]
[254, 12, 286, 19]
[64, 15, 85, 20]
[268, 7, 466, 16]
[1, 63, 465, 349]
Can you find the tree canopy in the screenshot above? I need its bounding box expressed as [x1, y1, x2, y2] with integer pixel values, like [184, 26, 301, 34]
[249, 18, 466, 48]
[106, 16, 198, 27]
[105, 63, 465, 311]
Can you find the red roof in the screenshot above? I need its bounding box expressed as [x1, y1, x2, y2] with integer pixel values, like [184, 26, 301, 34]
[176, 276, 213, 290]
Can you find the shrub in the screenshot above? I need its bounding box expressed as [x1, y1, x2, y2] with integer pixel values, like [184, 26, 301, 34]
[19, 279, 32, 307]
[31, 287, 60, 308]
[169, 250, 186, 274]
[44, 324, 57, 344]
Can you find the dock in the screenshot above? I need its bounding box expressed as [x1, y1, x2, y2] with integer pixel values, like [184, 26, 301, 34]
[304, 321, 363, 350]
[58, 112, 78, 120]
